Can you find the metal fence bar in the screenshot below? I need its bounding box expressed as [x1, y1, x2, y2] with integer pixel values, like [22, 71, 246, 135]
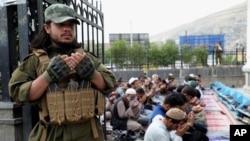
[106, 49, 246, 71]
[17, 1, 37, 140]
[0, 5, 12, 102]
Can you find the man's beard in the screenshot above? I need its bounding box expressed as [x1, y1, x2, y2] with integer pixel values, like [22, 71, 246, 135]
[52, 38, 76, 49]
[49, 39, 78, 55]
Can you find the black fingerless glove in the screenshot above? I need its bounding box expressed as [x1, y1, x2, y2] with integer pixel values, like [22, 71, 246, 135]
[42, 55, 71, 83]
[75, 55, 96, 80]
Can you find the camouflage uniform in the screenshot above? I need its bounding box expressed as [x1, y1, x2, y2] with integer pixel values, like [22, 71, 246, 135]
[9, 3, 116, 140]
[8, 48, 116, 141]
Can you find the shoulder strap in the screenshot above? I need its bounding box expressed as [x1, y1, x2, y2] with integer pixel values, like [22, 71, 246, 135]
[32, 49, 50, 76]
[33, 49, 50, 141]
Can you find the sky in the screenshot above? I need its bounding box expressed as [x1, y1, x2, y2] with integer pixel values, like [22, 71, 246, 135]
[101, 0, 246, 42]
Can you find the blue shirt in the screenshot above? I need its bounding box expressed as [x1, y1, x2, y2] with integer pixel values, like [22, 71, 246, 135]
[148, 104, 166, 124]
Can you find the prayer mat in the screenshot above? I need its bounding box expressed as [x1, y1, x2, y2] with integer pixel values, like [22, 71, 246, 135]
[203, 90, 238, 141]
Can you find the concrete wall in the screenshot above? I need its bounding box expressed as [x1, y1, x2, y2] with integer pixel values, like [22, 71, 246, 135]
[0, 102, 23, 141]
[112, 66, 245, 88]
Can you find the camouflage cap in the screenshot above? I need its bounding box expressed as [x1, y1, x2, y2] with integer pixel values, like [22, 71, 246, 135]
[44, 3, 80, 24]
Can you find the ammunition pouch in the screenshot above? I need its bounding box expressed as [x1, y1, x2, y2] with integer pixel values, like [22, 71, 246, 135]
[43, 87, 104, 125]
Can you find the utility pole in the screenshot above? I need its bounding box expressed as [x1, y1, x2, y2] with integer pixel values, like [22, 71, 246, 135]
[130, 21, 133, 47]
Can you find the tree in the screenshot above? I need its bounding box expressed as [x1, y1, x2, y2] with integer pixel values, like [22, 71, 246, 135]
[181, 45, 193, 63]
[192, 46, 209, 66]
[106, 40, 127, 68]
[127, 43, 145, 68]
[160, 39, 179, 67]
[148, 44, 161, 66]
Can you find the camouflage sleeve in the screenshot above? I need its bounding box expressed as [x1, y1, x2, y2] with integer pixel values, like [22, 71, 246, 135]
[87, 53, 116, 95]
[8, 54, 40, 105]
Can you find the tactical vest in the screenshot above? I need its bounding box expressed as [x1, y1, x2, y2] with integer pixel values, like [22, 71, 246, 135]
[33, 49, 105, 126]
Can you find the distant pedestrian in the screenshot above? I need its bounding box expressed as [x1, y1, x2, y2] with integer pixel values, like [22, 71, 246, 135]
[214, 40, 223, 66]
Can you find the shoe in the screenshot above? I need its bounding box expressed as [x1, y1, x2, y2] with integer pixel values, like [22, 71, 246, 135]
[120, 134, 136, 141]
[139, 130, 145, 139]
[127, 130, 137, 140]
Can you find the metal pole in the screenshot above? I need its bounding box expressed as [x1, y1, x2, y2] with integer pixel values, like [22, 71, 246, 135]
[0, 3, 11, 102]
[130, 21, 133, 47]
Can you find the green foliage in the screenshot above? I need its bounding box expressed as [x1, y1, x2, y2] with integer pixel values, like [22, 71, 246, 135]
[222, 55, 237, 65]
[181, 45, 193, 63]
[105, 40, 148, 68]
[105, 39, 184, 68]
[106, 40, 127, 67]
[148, 44, 161, 65]
[159, 40, 179, 66]
[127, 43, 145, 67]
[192, 46, 209, 66]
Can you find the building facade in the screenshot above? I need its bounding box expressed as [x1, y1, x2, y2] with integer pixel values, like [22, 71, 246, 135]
[109, 33, 149, 47]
